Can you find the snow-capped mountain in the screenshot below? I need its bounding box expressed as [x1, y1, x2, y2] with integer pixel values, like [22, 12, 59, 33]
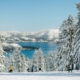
[0, 29, 59, 42]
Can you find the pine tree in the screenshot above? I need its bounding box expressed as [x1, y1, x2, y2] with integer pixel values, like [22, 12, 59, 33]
[32, 49, 47, 72]
[20, 54, 27, 72]
[13, 53, 27, 72]
[47, 51, 55, 71]
[73, 3, 80, 70]
[55, 15, 75, 71]
[14, 53, 22, 72]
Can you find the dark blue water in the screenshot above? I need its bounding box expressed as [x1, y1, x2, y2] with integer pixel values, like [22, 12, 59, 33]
[18, 42, 56, 59]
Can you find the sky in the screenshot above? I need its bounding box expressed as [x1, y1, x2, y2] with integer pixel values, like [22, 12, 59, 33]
[0, 0, 80, 32]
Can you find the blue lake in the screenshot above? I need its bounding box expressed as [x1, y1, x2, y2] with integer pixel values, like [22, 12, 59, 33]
[18, 42, 57, 59]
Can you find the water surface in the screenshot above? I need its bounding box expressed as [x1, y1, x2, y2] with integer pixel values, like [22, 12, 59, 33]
[18, 42, 56, 59]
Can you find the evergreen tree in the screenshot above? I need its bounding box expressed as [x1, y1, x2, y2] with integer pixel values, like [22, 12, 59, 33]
[14, 53, 27, 72]
[14, 53, 22, 72]
[47, 51, 55, 71]
[73, 3, 80, 70]
[32, 49, 47, 72]
[55, 15, 74, 71]
[21, 54, 27, 72]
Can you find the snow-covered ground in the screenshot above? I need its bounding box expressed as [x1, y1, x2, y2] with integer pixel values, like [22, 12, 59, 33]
[0, 72, 80, 80]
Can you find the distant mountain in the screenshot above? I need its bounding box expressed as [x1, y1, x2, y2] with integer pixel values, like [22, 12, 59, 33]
[0, 29, 59, 42]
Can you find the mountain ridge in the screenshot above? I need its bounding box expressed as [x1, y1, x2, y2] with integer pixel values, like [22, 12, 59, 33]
[0, 29, 59, 42]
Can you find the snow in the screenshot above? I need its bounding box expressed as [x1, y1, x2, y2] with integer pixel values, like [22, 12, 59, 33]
[2, 43, 21, 48]
[2, 43, 22, 53]
[0, 3, 80, 77]
[0, 72, 80, 80]
[0, 29, 59, 42]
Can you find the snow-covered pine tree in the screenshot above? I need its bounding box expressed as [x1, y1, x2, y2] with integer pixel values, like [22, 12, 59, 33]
[32, 49, 47, 72]
[47, 51, 55, 71]
[26, 58, 32, 72]
[14, 53, 22, 72]
[55, 15, 75, 71]
[4, 43, 23, 72]
[0, 37, 5, 72]
[73, 3, 80, 70]
[13, 53, 28, 72]
[20, 54, 27, 72]
[7, 52, 30, 72]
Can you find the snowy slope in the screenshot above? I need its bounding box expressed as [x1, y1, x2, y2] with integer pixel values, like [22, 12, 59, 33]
[0, 72, 80, 80]
[0, 76, 80, 80]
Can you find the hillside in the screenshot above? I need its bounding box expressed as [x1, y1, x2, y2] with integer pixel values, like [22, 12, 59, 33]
[0, 29, 59, 42]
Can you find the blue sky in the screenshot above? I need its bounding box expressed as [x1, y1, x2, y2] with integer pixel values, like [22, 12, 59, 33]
[0, 0, 80, 32]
